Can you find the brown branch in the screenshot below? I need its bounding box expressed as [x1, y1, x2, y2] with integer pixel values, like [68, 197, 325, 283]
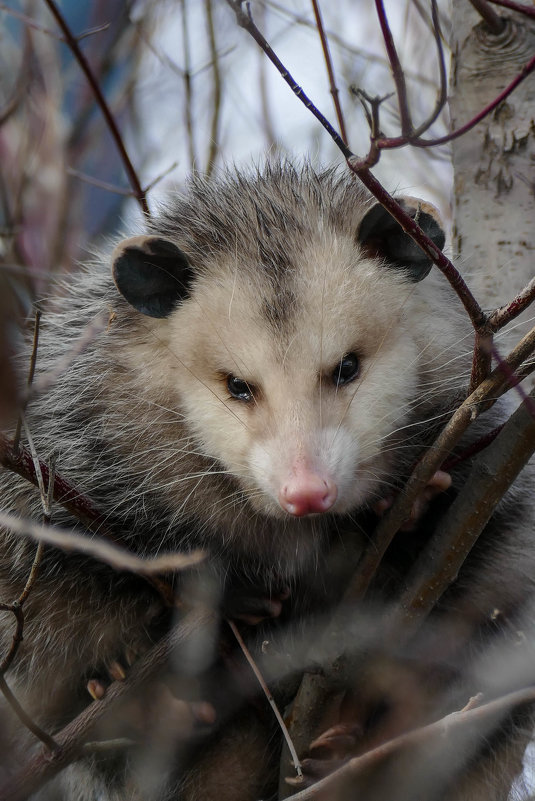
[224, 0, 352, 159]
[411, 0, 448, 138]
[311, 0, 348, 144]
[394, 390, 535, 634]
[181, 0, 197, 172]
[410, 49, 535, 148]
[488, 277, 535, 331]
[0, 608, 212, 801]
[343, 324, 535, 605]
[0, 512, 204, 576]
[12, 310, 41, 453]
[284, 686, 535, 801]
[347, 166, 487, 329]
[487, 0, 535, 17]
[42, 0, 149, 216]
[0, 433, 112, 536]
[375, 0, 412, 136]
[469, 0, 507, 33]
[0, 674, 59, 753]
[204, 0, 222, 177]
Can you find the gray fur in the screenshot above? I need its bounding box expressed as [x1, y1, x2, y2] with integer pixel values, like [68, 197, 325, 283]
[0, 162, 533, 800]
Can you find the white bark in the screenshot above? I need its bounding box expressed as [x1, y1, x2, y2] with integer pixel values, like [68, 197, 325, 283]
[449, 4, 535, 343]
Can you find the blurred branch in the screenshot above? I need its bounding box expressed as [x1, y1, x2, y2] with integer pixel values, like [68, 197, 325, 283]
[204, 0, 222, 177]
[228, 619, 303, 781]
[0, 512, 205, 576]
[284, 686, 535, 801]
[181, 0, 197, 172]
[12, 309, 41, 453]
[375, 0, 412, 136]
[0, 608, 212, 801]
[487, 0, 535, 16]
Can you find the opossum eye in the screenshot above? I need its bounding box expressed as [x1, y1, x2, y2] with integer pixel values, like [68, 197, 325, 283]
[227, 375, 254, 402]
[333, 353, 360, 386]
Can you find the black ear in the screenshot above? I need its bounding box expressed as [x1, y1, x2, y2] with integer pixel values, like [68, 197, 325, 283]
[357, 197, 446, 282]
[112, 236, 194, 318]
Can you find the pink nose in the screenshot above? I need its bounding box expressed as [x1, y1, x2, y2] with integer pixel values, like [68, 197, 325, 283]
[279, 470, 338, 517]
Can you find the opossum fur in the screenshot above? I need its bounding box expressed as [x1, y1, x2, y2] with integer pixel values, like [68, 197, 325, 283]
[0, 162, 534, 800]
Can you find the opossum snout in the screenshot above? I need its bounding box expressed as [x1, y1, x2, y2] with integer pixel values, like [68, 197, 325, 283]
[278, 466, 338, 517]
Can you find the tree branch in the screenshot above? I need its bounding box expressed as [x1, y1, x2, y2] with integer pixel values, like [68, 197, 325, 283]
[42, 0, 149, 216]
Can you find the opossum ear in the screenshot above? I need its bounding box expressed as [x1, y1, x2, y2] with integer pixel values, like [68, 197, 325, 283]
[112, 235, 193, 318]
[357, 197, 445, 282]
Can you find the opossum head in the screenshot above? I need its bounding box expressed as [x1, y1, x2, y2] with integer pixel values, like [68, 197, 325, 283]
[111, 173, 449, 524]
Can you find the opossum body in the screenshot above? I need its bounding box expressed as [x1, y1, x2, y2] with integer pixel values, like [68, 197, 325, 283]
[0, 163, 533, 800]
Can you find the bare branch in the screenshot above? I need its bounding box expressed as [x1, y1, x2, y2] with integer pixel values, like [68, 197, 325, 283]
[224, 0, 351, 158]
[0, 609, 212, 801]
[488, 277, 535, 331]
[311, 0, 348, 144]
[0, 513, 204, 577]
[12, 310, 41, 454]
[227, 619, 303, 781]
[394, 391, 535, 634]
[375, 0, 413, 136]
[487, 0, 535, 17]
[469, 0, 507, 33]
[343, 324, 535, 604]
[284, 686, 535, 801]
[204, 0, 222, 177]
[42, 0, 149, 216]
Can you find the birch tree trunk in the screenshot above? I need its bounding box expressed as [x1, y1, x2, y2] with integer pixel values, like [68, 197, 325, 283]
[450, 2, 535, 351]
[449, 4, 535, 796]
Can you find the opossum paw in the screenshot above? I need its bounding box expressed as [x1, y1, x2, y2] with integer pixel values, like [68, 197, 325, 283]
[86, 658, 129, 700]
[374, 470, 452, 531]
[285, 723, 361, 789]
[308, 722, 363, 760]
[224, 585, 290, 625]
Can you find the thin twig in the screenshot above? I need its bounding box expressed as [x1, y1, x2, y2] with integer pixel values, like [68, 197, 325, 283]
[411, 50, 535, 148]
[488, 277, 535, 331]
[42, 0, 149, 215]
[411, 0, 448, 138]
[27, 313, 107, 401]
[375, 0, 412, 136]
[66, 168, 133, 197]
[12, 310, 41, 454]
[181, 0, 197, 172]
[204, 0, 222, 177]
[225, 0, 351, 158]
[227, 619, 303, 779]
[311, 0, 348, 144]
[0, 674, 59, 752]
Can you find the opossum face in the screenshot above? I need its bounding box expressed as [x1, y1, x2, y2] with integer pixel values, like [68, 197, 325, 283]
[112, 196, 445, 521]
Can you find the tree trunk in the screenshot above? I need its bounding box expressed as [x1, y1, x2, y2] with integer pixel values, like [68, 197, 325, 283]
[449, 2, 535, 347]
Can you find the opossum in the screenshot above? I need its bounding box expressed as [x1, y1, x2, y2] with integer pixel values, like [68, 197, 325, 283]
[0, 163, 534, 801]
